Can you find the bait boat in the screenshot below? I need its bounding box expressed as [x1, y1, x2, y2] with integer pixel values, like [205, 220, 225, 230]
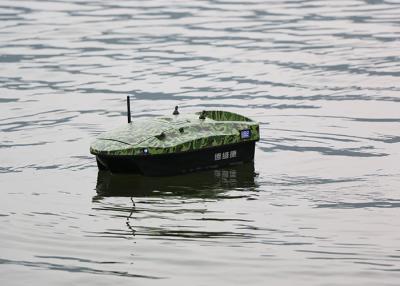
[90, 97, 259, 176]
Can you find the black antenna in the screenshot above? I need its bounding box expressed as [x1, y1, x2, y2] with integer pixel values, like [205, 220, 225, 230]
[127, 96, 131, 123]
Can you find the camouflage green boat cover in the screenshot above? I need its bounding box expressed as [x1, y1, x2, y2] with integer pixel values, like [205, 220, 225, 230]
[90, 110, 259, 156]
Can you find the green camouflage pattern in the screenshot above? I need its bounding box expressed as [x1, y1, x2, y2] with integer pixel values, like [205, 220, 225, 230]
[196, 110, 253, 122]
[90, 110, 259, 156]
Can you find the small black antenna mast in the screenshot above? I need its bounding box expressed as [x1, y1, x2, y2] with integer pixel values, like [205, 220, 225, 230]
[127, 96, 131, 123]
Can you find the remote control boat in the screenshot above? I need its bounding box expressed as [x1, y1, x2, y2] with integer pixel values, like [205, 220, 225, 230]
[90, 97, 259, 176]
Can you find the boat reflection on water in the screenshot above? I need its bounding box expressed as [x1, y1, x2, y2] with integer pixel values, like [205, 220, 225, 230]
[95, 163, 258, 198]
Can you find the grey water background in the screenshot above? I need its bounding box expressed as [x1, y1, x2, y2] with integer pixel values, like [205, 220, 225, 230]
[1, 0, 400, 285]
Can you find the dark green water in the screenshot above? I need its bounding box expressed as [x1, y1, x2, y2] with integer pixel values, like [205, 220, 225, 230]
[1, 0, 400, 285]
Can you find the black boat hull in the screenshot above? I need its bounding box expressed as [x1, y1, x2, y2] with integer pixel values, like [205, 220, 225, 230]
[96, 141, 256, 176]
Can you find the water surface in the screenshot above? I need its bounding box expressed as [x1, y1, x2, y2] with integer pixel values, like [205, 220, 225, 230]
[1, 0, 400, 285]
